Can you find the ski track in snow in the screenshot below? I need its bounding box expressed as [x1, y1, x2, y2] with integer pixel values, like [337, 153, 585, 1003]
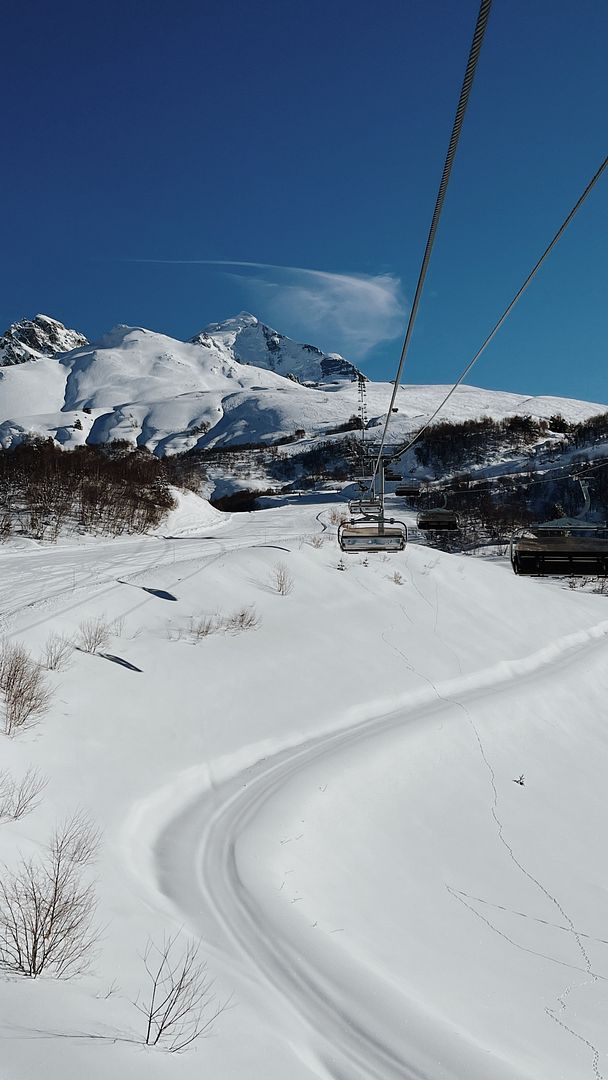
[148, 535, 608, 1080]
[6, 515, 607, 1077]
[371, 560, 606, 1079]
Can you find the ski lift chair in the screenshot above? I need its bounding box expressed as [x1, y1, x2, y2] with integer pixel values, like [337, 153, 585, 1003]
[510, 524, 608, 576]
[338, 519, 407, 552]
[348, 498, 383, 518]
[395, 481, 421, 498]
[511, 478, 608, 575]
[416, 507, 460, 531]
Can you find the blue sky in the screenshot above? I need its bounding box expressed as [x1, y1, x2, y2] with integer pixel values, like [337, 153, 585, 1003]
[2, 0, 606, 401]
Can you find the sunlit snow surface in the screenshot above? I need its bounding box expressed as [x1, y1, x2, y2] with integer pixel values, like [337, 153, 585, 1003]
[1, 493, 608, 1078]
[0, 323, 605, 455]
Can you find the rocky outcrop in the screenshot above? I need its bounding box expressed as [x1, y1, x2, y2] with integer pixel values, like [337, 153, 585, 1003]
[0, 314, 88, 366]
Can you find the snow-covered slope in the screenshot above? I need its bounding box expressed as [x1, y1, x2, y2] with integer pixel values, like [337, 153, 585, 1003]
[2, 500, 608, 1080]
[193, 311, 362, 383]
[0, 314, 605, 465]
[0, 314, 87, 366]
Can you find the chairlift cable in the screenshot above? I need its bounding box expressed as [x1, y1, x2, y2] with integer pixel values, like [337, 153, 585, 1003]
[426, 453, 608, 497]
[368, 0, 493, 490]
[388, 151, 608, 464]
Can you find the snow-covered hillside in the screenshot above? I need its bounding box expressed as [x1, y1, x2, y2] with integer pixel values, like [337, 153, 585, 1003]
[0, 314, 605, 464]
[2, 498, 608, 1080]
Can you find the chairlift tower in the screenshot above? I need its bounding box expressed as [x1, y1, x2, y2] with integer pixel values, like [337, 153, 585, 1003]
[357, 374, 368, 469]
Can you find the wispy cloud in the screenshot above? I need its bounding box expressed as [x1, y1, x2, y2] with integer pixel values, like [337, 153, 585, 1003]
[123, 259, 405, 358]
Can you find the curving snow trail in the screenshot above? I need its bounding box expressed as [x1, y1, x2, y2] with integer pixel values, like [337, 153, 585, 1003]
[154, 610, 608, 1080]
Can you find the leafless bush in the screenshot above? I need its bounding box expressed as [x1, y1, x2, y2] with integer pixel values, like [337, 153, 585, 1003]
[43, 632, 74, 671]
[76, 616, 112, 654]
[224, 606, 260, 632]
[0, 641, 52, 736]
[0, 812, 99, 977]
[134, 932, 229, 1052]
[309, 534, 324, 549]
[188, 614, 217, 641]
[0, 768, 47, 822]
[271, 562, 294, 596]
[392, 571, 403, 585]
[328, 507, 347, 526]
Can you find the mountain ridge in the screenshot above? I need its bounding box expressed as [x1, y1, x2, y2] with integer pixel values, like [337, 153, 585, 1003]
[0, 314, 605, 480]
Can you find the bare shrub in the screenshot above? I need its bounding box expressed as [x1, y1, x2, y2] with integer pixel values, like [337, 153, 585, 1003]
[309, 534, 324, 549]
[134, 932, 229, 1052]
[187, 606, 260, 642]
[188, 614, 217, 641]
[0, 768, 47, 822]
[224, 606, 260, 633]
[392, 571, 403, 585]
[43, 632, 74, 671]
[77, 616, 111, 654]
[0, 812, 99, 977]
[0, 641, 52, 736]
[271, 562, 294, 596]
[328, 507, 347, 526]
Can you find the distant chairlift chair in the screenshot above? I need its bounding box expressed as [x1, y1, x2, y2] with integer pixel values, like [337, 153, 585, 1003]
[510, 479, 608, 576]
[417, 493, 459, 532]
[395, 480, 421, 498]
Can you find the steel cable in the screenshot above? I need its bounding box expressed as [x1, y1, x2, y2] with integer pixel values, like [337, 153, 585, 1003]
[369, 0, 493, 489]
[390, 152, 608, 464]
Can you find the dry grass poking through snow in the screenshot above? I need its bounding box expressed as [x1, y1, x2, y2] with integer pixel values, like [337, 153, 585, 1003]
[169, 606, 261, 644]
[328, 507, 348, 526]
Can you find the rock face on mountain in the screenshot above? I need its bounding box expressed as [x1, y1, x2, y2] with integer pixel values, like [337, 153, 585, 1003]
[0, 315, 88, 366]
[191, 312, 361, 384]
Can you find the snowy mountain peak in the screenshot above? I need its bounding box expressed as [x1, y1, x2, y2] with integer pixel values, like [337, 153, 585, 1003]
[0, 314, 88, 367]
[199, 311, 259, 337]
[191, 313, 362, 384]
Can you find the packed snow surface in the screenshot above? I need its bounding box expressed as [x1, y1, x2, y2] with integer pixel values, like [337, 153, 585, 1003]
[2, 494, 608, 1078]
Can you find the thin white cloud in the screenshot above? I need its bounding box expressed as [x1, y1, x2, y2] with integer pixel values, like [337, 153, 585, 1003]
[123, 258, 405, 358]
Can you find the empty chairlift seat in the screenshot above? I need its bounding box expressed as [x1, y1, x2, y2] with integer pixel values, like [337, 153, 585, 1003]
[510, 524, 608, 576]
[416, 508, 460, 532]
[338, 520, 407, 552]
[395, 481, 421, 498]
[348, 498, 382, 518]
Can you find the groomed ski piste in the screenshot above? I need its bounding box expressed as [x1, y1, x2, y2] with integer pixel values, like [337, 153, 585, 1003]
[1, 490, 608, 1080]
